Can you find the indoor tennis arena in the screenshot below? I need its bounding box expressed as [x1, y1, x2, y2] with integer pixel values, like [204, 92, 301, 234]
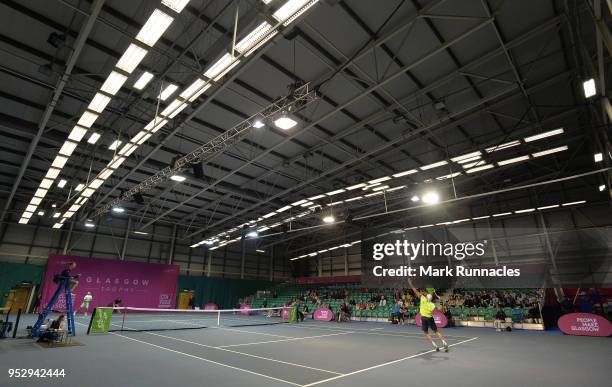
[0, 0, 610, 386]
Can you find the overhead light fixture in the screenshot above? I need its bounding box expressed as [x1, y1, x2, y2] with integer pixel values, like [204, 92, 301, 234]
[51, 203, 57, 208]
[492, 212, 512, 217]
[235, 22, 276, 57]
[59, 141, 78, 157]
[133, 231, 149, 235]
[40, 179, 53, 189]
[274, 113, 297, 130]
[497, 155, 530, 166]
[465, 164, 494, 173]
[68, 125, 88, 142]
[180, 78, 210, 102]
[162, 0, 191, 13]
[253, 119, 265, 128]
[75, 183, 85, 192]
[246, 230, 258, 238]
[368, 176, 391, 184]
[392, 169, 418, 177]
[273, 0, 319, 26]
[422, 191, 439, 205]
[170, 174, 186, 182]
[84, 222, 95, 228]
[524, 128, 564, 142]
[411, 195, 420, 202]
[204, 52, 240, 81]
[326, 189, 345, 196]
[346, 183, 366, 190]
[112, 206, 125, 213]
[485, 140, 520, 153]
[562, 200, 586, 206]
[134, 71, 154, 90]
[451, 151, 482, 163]
[57, 179, 67, 188]
[322, 215, 335, 224]
[594, 153, 603, 162]
[599, 184, 605, 192]
[420, 160, 448, 170]
[100, 71, 128, 96]
[77, 111, 99, 128]
[116, 43, 148, 73]
[515, 208, 535, 213]
[136, 9, 174, 47]
[583, 78, 596, 98]
[158, 83, 178, 101]
[531, 145, 568, 158]
[256, 249, 265, 253]
[161, 99, 188, 119]
[108, 140, 122, 151]
[87, 132, 101, 144]
[52, 212, 61, 218]
[37, 210, 45, 216]
[537, 205, 559, 210]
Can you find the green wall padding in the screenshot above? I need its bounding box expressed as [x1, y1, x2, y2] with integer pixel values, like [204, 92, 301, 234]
[178, 276, 278, 309]
[0, 262, 45, 307]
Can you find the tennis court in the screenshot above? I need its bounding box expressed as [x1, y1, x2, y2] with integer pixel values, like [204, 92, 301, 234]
[1, 312, 609, 387]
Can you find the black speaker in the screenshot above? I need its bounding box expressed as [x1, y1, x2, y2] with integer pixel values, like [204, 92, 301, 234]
[133, 192, 145, 205]
[193, 162, 204, 178]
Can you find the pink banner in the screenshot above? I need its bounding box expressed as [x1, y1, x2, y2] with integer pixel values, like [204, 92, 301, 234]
[558, 313, 612, 337]
[415, 311, 448, 328]
[40, 254, 179, 311]
[313, 307, 334, 321]
[203, 303, 218, 310]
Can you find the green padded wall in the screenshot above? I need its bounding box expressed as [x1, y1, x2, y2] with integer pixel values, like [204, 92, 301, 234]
[178, 276, 278, 309]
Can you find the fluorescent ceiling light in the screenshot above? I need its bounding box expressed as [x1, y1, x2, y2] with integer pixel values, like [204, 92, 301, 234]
[252, 119, 265, 128]
[485, 140, 521, 153]
[422, 191, 439, 205]
[46, 168, 61, 179]
[100, 71, 128, 95]
[562, 200, 586, 206]
[53, 212, 61, 218]
[118, 143, 138, 157]
[392, 169, 418, 177]
[594, 153, 603, 162]
[451, 151, 482, 163]
[136, 9, 174, 47]
[37, 210, 45, 216]
[276, 205, 292, 213]
[162, 0, 190, 13]
[346, 183, 366, 190]
[492, 212, 511, 217]
[436, 172, 461, 180]
[300, 201, 314, 207]
[108, 140, 122, 150]
[59, 141, 78, 157]
[532, 145, 568, 158]
[308, 194, 325, 200]
[34, 188, 48, 198]
[235, 22, 276, 57]
[497, 155, 530, 166]
[81, 188, 95, 197]
[465, 164, 494, 173]
[326, 189, 345, 196]
[262, 212, 276, 219]
[26, 204, 37, 213]
[89, 179, 104, 189]
[204, 52, 240, 81]
[87, 132, 101, 144]
[84, 222, 95, 228]
[136, 133, 152, 145]
[68, 125, 88, 142]
[116, 43, 148, 73]
[524, 128, 564, 142]
[322, 215, 335, 224]
[180, 79, 210, 102]
[515, 208, 535, 213]
[461, 160, 486, 169]
[537, 205, 559, 210]
[291, 199, 307, 206]
[51, 155, 68, 169]
[40, 178, 54, 189]
[274, 114, 297, 130]
[158, 83, 178, 101]
[88, 93, 111, 113]
[18, 218, 29, 224]
[368, 176, 391, 184]
[77, 111, 99, 128]
[109, 156, 126, 169]
[583, 78, 596, 98]
[273, 0, 319, 26]
[345, 196, 362, 202]
[599, 184, 606, 192]
[246, 230, 258, 238]
[134, 231, 149, 235]
[161, 99, 188, 119]
[327, 201, 342, 206]
[472, 215, 490, 220]
[372, 185, 389, 191]
[134, 71, 154, 90]
[99, 168, 114, 180]
[112, 206, 125, 213]
[365, 191, 383, 197]
[75, 183, 84, 192]
[420, 160, 448, 170]
[170, 174, 186, 182]
[57, 179, 67, 188]
[144, 117, 168, 133]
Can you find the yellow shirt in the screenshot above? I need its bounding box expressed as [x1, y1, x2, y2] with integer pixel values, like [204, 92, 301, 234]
[420, 295, 436, 318]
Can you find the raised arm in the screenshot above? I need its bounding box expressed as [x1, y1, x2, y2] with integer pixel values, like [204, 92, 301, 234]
[407, 278, 421, 298]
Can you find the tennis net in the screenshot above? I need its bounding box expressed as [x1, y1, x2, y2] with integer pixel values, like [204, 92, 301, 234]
[89, 306, 289, 333]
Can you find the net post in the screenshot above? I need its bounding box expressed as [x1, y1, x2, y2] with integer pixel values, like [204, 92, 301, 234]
[12, 309, 21, 338]
[217, 310, 221, 326]
[121, 307, 126, 331]
[86, 308, 96, 335]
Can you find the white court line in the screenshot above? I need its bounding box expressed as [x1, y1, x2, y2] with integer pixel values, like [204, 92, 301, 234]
[110, 331, 301, 386]
[273, 322, 475, 340]
[145, 331, 342, 375]
[214, 326, 293, 339]
[301, 337, 479, 387]
[218, 332, 354, 348]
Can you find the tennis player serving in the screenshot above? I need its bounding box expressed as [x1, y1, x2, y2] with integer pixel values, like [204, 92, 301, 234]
[408, 278, 449, 352]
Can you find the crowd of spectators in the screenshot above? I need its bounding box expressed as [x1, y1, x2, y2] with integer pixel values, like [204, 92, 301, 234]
[445, 289, 541, 309]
